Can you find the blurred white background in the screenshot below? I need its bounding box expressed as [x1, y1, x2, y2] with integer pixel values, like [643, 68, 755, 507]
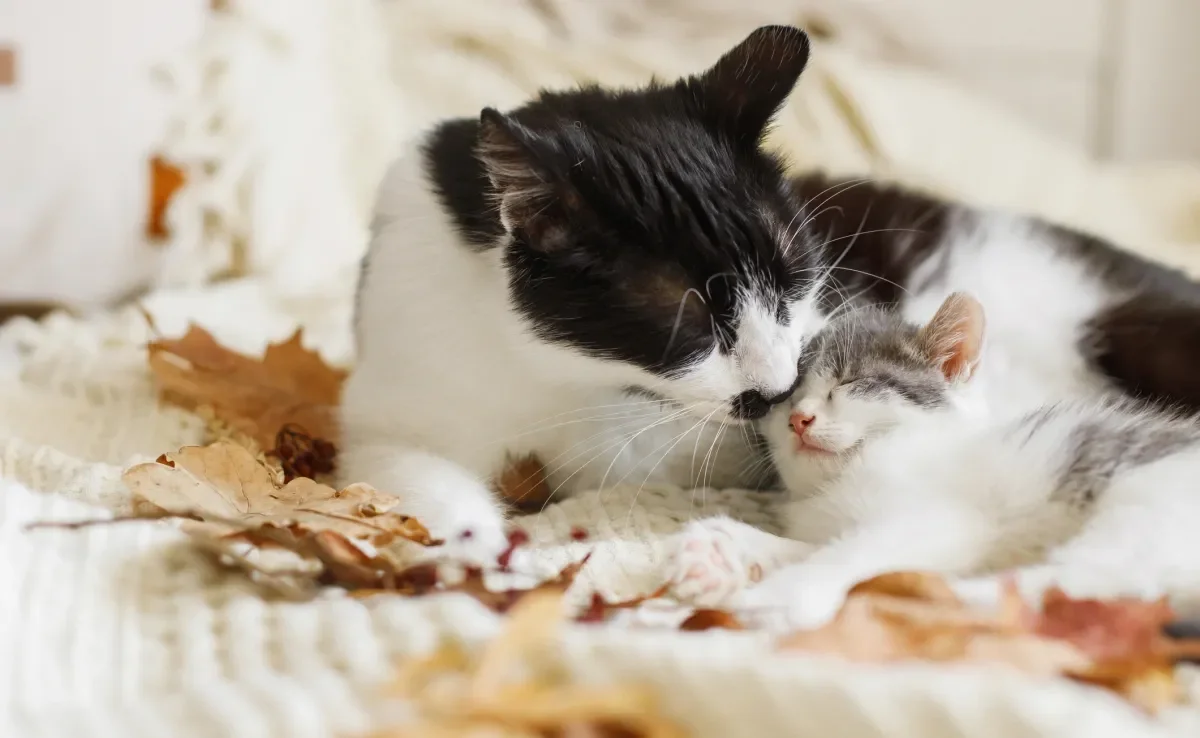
[2, 0, 1200, 311]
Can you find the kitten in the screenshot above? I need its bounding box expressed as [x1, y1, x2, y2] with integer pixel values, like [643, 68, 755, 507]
[342, 27, 825, 560]
[670, 292, 1200, 627]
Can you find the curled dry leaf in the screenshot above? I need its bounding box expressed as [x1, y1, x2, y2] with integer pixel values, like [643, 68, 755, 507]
[1033, 589, 1184, 712]
[848, 571, 962, 604]
[374, 591, 686, 738]
[777, 571, 1200, 713]
[270, 425, 337, 483]
[577, 585, 672, 624]
[494, 453, 553, 513]
[147, 324, 345, 452]
[123, 440, 434, 547]
[679, 609, 745, 632]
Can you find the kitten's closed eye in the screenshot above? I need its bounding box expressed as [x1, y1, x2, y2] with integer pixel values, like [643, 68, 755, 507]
[844, 376, 896, 398]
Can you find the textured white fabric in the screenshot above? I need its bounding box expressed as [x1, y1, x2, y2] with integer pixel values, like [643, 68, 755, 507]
[9, 1, 1200, 735]
[154, 0, 1200, 293]
[3, 278, 1200, 738]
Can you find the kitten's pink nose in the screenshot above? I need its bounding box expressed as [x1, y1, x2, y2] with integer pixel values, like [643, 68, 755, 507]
[789, 412, 815, 436]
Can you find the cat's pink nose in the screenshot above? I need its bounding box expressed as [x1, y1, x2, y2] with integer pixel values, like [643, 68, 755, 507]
[789, 412, 815, 435]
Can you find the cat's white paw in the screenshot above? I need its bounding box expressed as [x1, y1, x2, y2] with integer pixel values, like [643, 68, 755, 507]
[735, 566, 854, 633]
[666, 518, 764, 608]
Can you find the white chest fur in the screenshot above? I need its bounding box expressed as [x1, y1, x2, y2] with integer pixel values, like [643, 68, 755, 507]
[341, 150, 755, 505]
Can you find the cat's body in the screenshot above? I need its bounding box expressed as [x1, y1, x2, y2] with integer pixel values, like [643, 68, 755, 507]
[669, 296, 1200, 628]
[344, 147, 762, 529]
[343, 25, 1200, 565]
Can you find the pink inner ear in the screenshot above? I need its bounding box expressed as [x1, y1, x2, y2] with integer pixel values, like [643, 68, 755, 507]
[921, 292, 986, 381]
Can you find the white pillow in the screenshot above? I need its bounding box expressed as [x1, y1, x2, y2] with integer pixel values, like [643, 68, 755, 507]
[0, 0, 205, 309]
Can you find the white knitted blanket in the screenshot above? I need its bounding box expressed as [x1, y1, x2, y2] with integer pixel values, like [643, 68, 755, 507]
[9, 1, 1200, 735]
[4, 278, 1200, 738]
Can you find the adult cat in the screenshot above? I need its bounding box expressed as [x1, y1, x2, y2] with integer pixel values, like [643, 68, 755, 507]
[342, 24, 1200, 562]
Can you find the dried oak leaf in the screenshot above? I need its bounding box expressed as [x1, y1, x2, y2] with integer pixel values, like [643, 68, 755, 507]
[123, 440, 433, 546]
[778, 577, 1090, 678]
[778, 572, 1200, 713]
[1033, 588, 1186, 712]
[578, 585, 671, 624]
[1034, 588, 1174, 663]
[146, 155, 186, 241]
[679, 609, 745, 632]
[454, 553, 593, 614]
[376, 591, 686, 738]
[147, 324, 345, 451]
[848, 571, 963, 605]
[494, 453, 553, 513]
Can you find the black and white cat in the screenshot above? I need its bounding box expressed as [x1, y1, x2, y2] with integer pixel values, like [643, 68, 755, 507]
[342, 24, 1200, 563]
[668, 293, 1200, 628]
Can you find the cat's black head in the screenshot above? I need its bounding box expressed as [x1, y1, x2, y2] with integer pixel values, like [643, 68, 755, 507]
[430, 27, 828, 421]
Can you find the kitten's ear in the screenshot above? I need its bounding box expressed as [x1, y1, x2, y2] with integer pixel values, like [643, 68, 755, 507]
[918, 292, 986, 382]
[476, 108, 577, 250]
[692, 26, 811, 146]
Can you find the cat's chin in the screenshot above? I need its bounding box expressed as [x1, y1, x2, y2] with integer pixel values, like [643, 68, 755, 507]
[777, 451, 848, 493]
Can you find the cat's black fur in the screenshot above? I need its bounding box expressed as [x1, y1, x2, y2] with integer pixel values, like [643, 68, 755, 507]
[423, 23, 1200, 417]
[424, 27, 820, 416]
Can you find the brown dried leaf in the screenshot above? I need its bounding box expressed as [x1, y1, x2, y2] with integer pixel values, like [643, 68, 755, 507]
[679, 609, 745, 632]
[779, 589, 1094, 685]
[495, 453, 553, 512]
[776, 572, 1200, 713]
[453, 554, 592, 615]
[1034, 588, 1174, 663]
[122, 440, 434, 546]
[146, 155, 186, 241]
[848, 571, 962, 604]
[376, 591, 686, 738]
[577, 585, 671, 624]
[148, 324, 345, 450]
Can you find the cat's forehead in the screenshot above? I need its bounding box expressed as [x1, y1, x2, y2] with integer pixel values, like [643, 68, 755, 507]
[812, 310, 931, 375]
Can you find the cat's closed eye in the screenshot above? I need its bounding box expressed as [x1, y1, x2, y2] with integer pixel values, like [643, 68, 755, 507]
[843, 376, 892, 398]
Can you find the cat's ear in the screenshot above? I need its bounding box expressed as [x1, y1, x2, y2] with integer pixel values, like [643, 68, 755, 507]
[476, 107, 578, 251]
[918, 292, 986, 382]
[692, 26, 811, 146]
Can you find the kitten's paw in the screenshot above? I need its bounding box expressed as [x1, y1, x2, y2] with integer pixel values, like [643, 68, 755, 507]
[736, 567, 852, 633]
[666, 518, 764, 608]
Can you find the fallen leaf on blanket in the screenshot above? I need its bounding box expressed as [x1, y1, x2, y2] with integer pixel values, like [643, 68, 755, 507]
[147, 323, 345, 454]
[577, 585, 672, 624]
[848, 571, 962, 604]
[1032, 589, 1190, 712]
[270, 425, 337, 483]
[778, 580, 1087, 675]
[777, 572, 1200, 713]
[679, 608, 745, 632]
[494, 453, 553, 513]
[373, 590, 686, 738]
[146, 155, 186, 241]
[451, 554, 592, 614]
[1033, 588, 1174, 662]
[123, 440, 434, 546]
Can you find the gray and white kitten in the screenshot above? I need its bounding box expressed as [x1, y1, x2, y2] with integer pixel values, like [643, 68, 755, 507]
[668, 292, 1200, 628]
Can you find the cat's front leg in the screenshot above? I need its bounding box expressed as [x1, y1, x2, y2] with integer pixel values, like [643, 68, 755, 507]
[738, 507, 999, 631]
[664, 516, 813, 608]
[339, 443, 510, 567]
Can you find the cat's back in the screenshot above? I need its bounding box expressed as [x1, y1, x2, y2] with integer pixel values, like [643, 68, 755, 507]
[1002, 396, 1200, 503]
